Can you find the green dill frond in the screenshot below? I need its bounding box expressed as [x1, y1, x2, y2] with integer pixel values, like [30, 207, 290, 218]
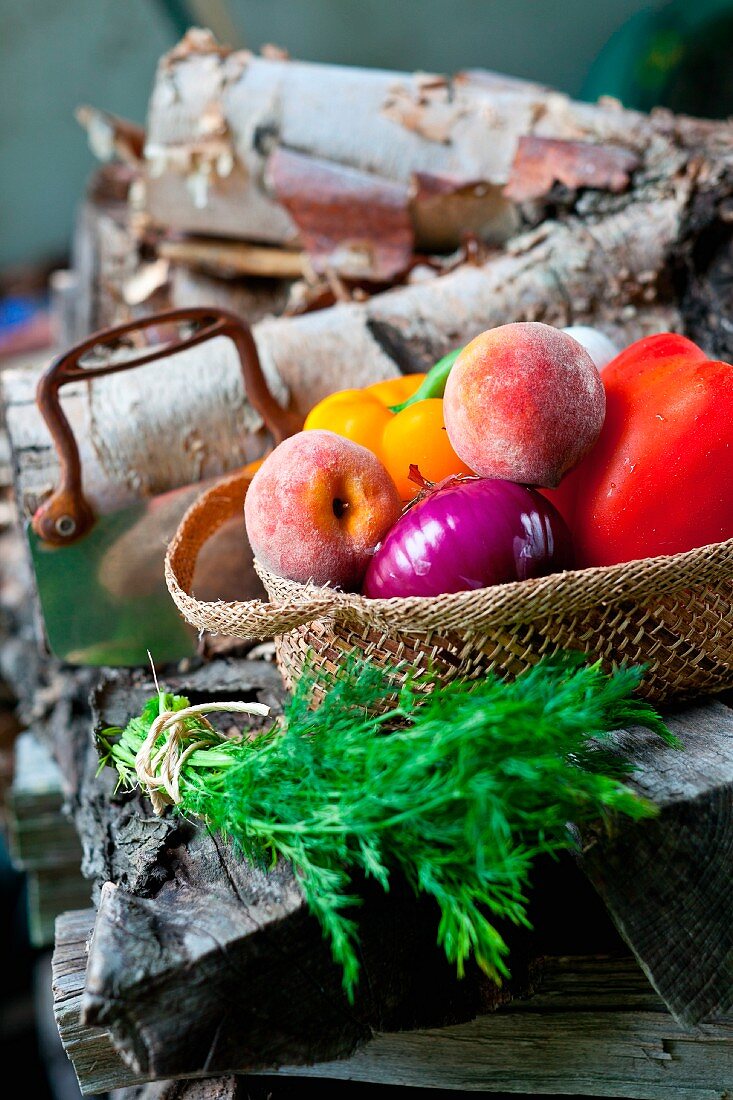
[98, 655, 674, 1001]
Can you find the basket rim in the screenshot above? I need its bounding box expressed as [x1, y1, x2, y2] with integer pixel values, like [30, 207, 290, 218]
[165, 466, 733, 640]
[257, 536, 733, 632]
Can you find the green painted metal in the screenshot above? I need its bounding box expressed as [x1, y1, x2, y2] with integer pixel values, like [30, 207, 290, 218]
[27, 505, 196, 667]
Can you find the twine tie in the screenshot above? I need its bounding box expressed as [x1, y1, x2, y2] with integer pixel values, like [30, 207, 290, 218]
[134, 701, 270, 815]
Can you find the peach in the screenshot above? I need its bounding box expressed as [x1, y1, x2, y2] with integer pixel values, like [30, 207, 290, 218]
[443, 322, 605, 487]
[244, 430, 402, 589]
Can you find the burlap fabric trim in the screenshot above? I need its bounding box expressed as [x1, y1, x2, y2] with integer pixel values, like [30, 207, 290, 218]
[165, 468, 733, 701]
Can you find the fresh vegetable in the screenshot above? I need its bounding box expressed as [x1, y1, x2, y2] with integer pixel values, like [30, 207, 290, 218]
[301, 388, 394, 455]
[561, 325, 620, 370]
[443, 323, 606, 487]
[302, 374, 428, 454]
[550, 333, 733, 567]
[304, 357, 470, 499]
[363, 475, 573, 599]
[303, 375, 424, 456]
[99, 656, 674, 1000]
[244, 430, 402, 589]
[389, 346, 462, 411]
[364, 374, 427, 406]
[380, 400, 473, 499]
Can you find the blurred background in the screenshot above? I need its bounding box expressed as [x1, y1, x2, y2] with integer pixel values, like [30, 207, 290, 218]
[1, 2, 732, 1098]
[3, 0, 733, 275]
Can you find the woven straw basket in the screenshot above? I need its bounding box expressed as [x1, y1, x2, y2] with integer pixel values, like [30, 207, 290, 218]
[165, 467, 733, 705]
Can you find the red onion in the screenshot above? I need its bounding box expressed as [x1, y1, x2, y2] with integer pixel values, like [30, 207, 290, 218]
[362, 477, 573, 599]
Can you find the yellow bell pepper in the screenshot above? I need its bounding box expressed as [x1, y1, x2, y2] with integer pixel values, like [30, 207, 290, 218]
[303, 389, 395, 456]
[381, 398, 473, 499]
[304, 362, 473, 500]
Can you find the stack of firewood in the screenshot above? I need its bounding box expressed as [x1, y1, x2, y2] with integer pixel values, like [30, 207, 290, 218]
[72, 30, 733, 451]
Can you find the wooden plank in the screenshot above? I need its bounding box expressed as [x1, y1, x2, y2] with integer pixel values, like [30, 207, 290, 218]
[277, 1007, 733, 1099]
[581, 702, 733, 1027]
[113, 1079, 243, 1100]
[53, 908, 149, 1095]
[158, 238, 306, 280]
[7, 728, 89, 947]
[54, 909, 733, 1098]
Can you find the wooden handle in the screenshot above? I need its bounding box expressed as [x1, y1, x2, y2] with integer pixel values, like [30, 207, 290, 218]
[32, 307, 302, 546]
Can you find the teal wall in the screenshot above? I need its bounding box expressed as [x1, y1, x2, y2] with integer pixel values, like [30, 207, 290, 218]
[1, 0, 656, 268]
[1, 1, 171, 268]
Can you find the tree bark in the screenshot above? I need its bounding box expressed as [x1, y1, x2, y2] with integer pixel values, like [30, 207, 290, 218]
[141, 30, 652, 261]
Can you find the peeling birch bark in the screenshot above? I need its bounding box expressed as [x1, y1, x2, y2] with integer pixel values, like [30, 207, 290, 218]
[142, 30, 653, 266]
[11, 35, 733, 507]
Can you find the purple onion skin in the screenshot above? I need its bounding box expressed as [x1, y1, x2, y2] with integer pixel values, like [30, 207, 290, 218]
[362, 478, 574, 599]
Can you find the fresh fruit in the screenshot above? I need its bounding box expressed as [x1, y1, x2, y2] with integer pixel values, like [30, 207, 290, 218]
[363, 476, 573, 599]
[548, 333, 733, 566]
[380, 399, 474, 499]
[244, 430, 402, 589]
[304, 370, 471, 501]
[443, 322, 606, 487]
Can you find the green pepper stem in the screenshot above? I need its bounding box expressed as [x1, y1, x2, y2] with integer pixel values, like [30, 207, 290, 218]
[389, 347, 463, 413]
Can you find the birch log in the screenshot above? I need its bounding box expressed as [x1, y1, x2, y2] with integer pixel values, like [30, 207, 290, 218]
[10, 37, 733, 530]
[76, 29, 733, 488]
[143, 29, 650, 259]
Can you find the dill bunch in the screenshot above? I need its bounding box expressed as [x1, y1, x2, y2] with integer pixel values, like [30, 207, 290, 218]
[99, 657, 675, 1000]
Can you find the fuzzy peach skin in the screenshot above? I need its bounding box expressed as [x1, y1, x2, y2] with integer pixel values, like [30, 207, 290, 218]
[443, 322, 606, 488]
[244, 430, 402, 590]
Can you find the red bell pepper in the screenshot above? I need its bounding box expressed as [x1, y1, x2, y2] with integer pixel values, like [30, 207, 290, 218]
[550, 333, 733, 567]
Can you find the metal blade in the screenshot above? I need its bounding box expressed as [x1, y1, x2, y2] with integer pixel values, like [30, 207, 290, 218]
[28, 475, 260, 667]
[27, 500, 198, 667]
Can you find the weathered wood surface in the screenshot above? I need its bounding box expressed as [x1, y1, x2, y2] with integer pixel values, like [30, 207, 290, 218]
[54, 908, 148, 1094]
[55, 909, 733, 1098]
[581, 702, 733, 1028]
[40, 648, 733, 1093]
[71, 660, 506, 1083]
[114, 1079, 244, 1100]
[70, 164, 144, 340]
[6, 730, 89, 946]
